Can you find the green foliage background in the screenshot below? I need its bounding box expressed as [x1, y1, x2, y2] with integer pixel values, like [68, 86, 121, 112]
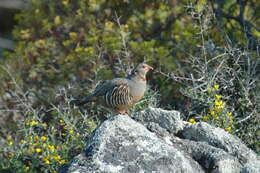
[0, 0, 259, 172]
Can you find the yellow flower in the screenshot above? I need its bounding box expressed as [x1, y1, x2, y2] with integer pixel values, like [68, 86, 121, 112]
[227, 112, 232, 116]
[41, 136, 47, 141]
[59, 119, 65, 124]
[54, 16, 61, 25]
[48, 145, 56, 152]
[52, 155, 61, 161]
[210, 110, 215, 115]
[225, 126, 232, 132]
[215, 95, 221, 100]
[68, 129, 74, 135]
[215, 100, 225, 109]
[30, 120, 38, 126]
[188, 118, 196, 124]
[25, 166, 30, 171]
[20, 140, 26, 144]
[105, 21, 114, 30]
[8, 141, 13, 145]
[35, 148, 42, 153]
[213, 84, 219, 90]
[34, 136, 39, 141]
[43, 156, 51, 164]
[42, 123, 47, 127]
[203, 116, 209, 122]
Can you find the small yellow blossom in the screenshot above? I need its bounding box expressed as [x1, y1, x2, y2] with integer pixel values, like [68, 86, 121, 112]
[8, 141, 13, 145]
[188, 118, 196, 124]
[53, 155, 61, 161]
[225, 126, 232, 132]
[59, 119, 65, 124]
[42, 123, 47, 127]
[122, 24, 129, 31]
[20, 140, 26, 144]
[105, 21, 114, 30]
[227, 112, 232, 116]
[34, 136, 39, 141]
[215, 100, 225, 109]
[213, 84, 219, 90]
[215, 95, 221, 100]
[48, 145, 56, 152]
[203, 116, 209, 122]
[35, 148, 42, 153]
[41, 136, 47, 141]
[54, 16, 61, 25]
[68, 129, 74, 135]
[25, 166, 30, 171]
[30, 120, 38, 126]
[32, 143, 38, 146]
[43, 156, 51, 164]
[210, 110, 215, 115]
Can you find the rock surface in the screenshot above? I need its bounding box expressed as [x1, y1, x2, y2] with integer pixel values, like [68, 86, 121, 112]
[60, 107, 260, 173]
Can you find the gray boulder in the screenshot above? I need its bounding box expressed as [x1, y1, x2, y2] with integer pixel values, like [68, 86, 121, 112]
[60, 107, 259, 173]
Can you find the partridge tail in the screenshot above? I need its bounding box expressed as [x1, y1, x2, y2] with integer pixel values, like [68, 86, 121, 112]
[70, 95, 95, 106]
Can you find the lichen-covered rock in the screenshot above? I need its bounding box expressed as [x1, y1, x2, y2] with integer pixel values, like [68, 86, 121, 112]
[60, 108, 259, 173]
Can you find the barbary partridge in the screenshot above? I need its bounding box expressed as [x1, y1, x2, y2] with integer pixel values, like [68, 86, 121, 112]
[73, 63, 153, 114]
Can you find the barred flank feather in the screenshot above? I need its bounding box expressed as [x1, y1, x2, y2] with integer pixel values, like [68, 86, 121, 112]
[104, 84, 132, 107]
